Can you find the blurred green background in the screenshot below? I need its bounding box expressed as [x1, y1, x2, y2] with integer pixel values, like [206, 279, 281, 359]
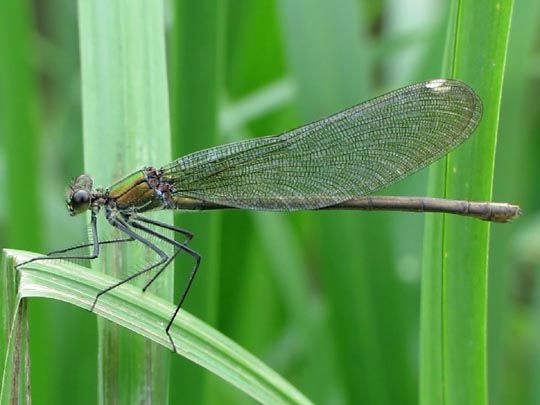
[1, 0, 539, 404]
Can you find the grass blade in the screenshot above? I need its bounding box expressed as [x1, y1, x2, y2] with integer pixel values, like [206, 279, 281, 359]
[78, 1, 173, 402]
[277, 1, 415, 403]
[489, 0, 540, 402]
[4, 250, 313, 405]
[0, 3, 41, 403]
[421, 1, 514, 404]
[0, 0, 42, 251]
[0, 253, 30, 404]
[169, 1, 225, 402]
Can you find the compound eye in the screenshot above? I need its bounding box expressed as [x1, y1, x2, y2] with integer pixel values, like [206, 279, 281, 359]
[70, 189, 91, 214]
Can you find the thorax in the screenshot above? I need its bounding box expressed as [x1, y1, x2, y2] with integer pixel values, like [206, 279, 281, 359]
[107, 169, 164, 212]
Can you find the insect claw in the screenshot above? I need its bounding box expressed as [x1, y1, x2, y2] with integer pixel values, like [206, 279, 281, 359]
[167, 331, 177, 354]
[90, 296, 99, 312]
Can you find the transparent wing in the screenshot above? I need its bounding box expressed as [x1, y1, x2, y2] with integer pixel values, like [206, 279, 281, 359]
[161, 79, 482, 210]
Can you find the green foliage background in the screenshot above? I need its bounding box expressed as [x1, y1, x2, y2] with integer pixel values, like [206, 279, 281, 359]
[1, 0, 539, 404]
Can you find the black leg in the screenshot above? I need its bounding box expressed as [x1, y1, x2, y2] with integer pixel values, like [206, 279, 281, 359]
[128, 220, 199, 292]
[132, 214, 193, 244]
[129, 214, 195, 291]
[46, 236, 133, 256]
[15, 213, 102, 269]
[90, 216, 171, 311]
[141, 248, 181, 293]
[164, 244, 200, 352]
[128, 219, 200, 353]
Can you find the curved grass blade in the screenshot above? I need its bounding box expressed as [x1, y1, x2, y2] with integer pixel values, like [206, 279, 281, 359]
[0, 253, 29, 405]
[4, 250, 312, 405]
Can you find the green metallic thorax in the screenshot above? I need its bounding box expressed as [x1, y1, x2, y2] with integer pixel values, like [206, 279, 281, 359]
[108, 170, 163, 212]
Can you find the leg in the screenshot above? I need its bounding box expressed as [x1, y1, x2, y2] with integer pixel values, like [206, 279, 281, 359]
[91, 216, 170, 311]
[131, 214, 193, 244]
[46, 236, 133, 256]
[16, 212, 102, 269]
[128, 219, 200, 352]
[164, 243, 200, 353]
[128, 220, 198, 292]
[128, 214, 195, 290]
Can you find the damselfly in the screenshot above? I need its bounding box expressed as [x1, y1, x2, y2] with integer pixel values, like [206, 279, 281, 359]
[17, 79, 521, 352]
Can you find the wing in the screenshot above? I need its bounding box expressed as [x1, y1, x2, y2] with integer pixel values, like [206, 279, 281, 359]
[161, 79, 482, 210]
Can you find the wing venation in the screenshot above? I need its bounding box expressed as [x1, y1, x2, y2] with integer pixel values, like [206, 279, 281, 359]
[161, 79, 482, 210]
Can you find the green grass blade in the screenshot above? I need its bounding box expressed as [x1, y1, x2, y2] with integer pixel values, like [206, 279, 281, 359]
[0, 0, 42, 251]
[0, 4, 42, 404]
[169, 1, 225, 402]
[276, 1, 416, 403]
[36, 3, 96, 400]
[78, 1, 172, 402]
[4, 250, 313, 405]
[421, 1, 514, 404]
[220, 2, 324, 401]
[489, 0, 540, 402]
[0, 253, 29, 405]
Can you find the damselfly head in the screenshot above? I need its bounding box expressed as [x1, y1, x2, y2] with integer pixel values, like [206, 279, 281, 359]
[66, 174, 94, 216]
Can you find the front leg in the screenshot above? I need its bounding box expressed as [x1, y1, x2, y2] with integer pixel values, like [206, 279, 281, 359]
[16, 212, 103, 269]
